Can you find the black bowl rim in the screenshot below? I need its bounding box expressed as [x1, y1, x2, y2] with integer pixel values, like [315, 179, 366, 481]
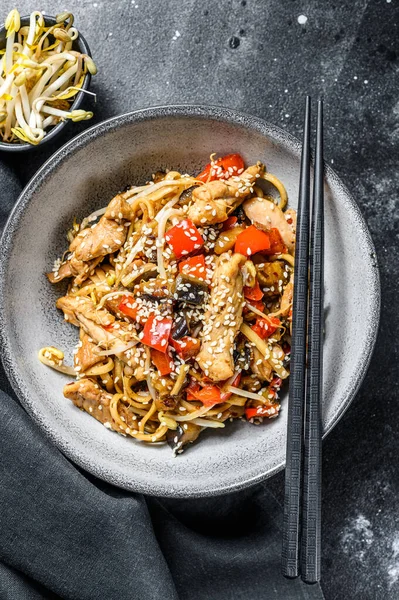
[0, 14, 91, 153]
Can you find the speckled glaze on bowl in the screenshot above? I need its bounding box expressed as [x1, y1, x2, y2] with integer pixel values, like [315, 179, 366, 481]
[0, 15, 91, 153]
[0, 106, 380, 497]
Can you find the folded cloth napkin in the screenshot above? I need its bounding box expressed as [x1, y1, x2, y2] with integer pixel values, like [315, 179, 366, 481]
[0, 384, 324, 600]
[0, 165, 324, 600]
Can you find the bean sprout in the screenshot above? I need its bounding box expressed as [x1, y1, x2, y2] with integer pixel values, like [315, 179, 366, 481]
[0, 9, 97, 145]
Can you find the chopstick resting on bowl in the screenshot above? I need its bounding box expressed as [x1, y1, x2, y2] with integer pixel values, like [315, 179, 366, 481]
[281, 97, 324, 584]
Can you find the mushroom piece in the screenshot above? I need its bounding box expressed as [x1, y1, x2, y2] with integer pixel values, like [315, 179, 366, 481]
[174, 274, 208, 306]
[166, 423, 202, 454]
[171, 313, 190, 339]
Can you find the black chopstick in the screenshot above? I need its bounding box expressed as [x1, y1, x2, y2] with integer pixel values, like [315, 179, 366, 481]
[301, 99, 324, 583]
[282, 96, 311, 579]
[281, 97, 324, 582]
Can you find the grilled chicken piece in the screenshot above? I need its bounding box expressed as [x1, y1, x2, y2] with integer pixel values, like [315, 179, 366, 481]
[56, 295, 136, 352]
[285, 208, 297, 236]
[196, 252, 246, 381]
[64, 378, 138, 433]
[48, 195, 135, 285]
[47, 255, 102, 285]
[188, 163, 265, 226]
[103, 194, 136, 221]
[74, 330, 103, 372]
[56, 296, 115, 327]
[243, 197, 295, 253]
[70, 217, 127, 263]
[69, 195, 136, 263]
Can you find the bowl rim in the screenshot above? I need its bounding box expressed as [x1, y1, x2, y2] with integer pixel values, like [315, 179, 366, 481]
[0, 14, 92, 153]
[0, 104, 381, 496]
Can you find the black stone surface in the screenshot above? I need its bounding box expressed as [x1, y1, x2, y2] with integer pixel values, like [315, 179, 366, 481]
[1, 1, 398, 598]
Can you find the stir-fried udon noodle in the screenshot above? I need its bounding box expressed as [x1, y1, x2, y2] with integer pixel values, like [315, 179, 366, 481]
[39, 153, 296, 454]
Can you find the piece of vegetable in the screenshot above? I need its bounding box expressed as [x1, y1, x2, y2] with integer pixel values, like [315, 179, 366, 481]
[235, 225, 271, 257]
[179, 185, 200, 205]
[118, 296, 139, 320]
[263, 228, 287, 255]
[214, 226, 245, 255]
[171, 314, 190, 340]
[1, 9, 97, 145]
[220, 372, 241, 400]
[142, 315, 173, 353]
[222, 216, 238, 230]
[165, 219, 204, 258]
[251, 316, 280, 339]
[166, 423, 201, 454]
[178, 254, 206, 280]
[151, 348, 174, 375]
[271, 376, 282, 389]
[185, 379, 202, 400]
[170, 336, 201, 360]
[174, 274, 208, 305]
[196, 153, 245, 183]
[189, 385, 223, 407]
[244, 299, 265, 315]
[256, 260, 286, 294]
[244, 279, 263, 302]
[245, 404, 279, 419]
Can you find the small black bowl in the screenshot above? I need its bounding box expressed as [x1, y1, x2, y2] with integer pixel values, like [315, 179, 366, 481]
[0, 14, 92, 153]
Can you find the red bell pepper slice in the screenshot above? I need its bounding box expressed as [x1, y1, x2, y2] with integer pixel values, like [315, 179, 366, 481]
[220, 372, 242, 401]
[151, 348, 174, 375]
[165, 219, 204, 259]
[170, 336, 201, 360]
[251, 316, 280, 339]
[118, 295, 148, 325]
[178, 254, 206, 280]
[234, 225, 271, 257]
[270, 376, 282, 390]
[196, 153, 245, 183]
[244, 279, 263, 302]
[222, 216, 238, 231]
[118, 296, 138, 319]
[142, 315, 173, 353]
[190, 384, 222, 407]
[263, 228, 287, 255]
[243, 298, 265, 315]
[186, 379, 202, 400]
[245, 404, 277, 420]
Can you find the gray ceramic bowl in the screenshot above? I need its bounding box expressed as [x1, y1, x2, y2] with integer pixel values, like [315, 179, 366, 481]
[0, 106, 380, 497]
[0, 15, 91, 153]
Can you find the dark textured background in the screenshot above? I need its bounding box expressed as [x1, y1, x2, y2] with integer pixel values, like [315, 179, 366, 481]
[1, 1, 398, 598]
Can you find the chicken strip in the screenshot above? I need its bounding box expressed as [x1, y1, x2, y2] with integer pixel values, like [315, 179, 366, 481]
[56, 295, 136, 353]
[74, 330, 103, 372]
[64, 378, 138, 433]
[188, 163, 265, 226]
[70, 217, 127, 262]
[243, 197, 295, 253]
[47, 255, 102, 285]
[196, 252, 246, 381]
[49, 195, 135, 285]
[56, 296, 115, 328]
[103, 194, 136, 221]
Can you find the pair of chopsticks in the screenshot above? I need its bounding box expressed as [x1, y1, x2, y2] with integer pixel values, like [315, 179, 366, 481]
[282, 96, 324, 583]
